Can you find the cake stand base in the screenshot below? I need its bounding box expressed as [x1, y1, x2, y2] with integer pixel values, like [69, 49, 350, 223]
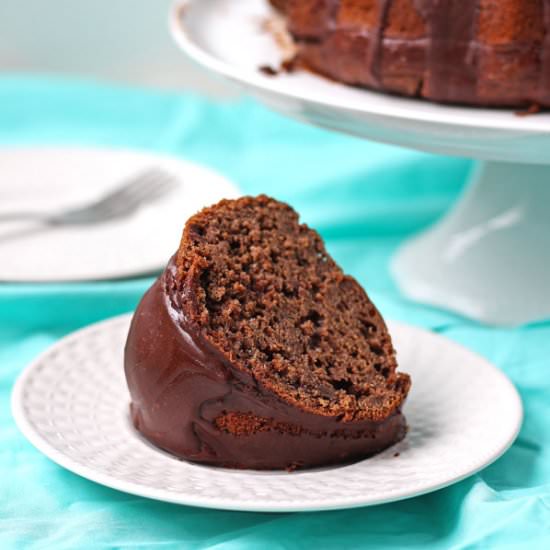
[392, 161, 550, 326]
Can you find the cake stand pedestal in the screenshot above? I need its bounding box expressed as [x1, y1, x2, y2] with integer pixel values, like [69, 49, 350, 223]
[171, 0, 550, 326]
[393, 161, 550, 325]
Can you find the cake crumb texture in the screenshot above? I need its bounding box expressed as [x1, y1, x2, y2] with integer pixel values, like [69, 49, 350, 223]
[176, 195, 410, 424]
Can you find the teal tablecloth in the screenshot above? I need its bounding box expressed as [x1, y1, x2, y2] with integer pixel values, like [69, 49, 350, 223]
[1, 77, 549, 549]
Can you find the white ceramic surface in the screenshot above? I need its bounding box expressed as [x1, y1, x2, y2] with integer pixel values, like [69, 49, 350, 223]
[12, 314, 522, 513]
[170, 0, 550, 326]
[0, 147, 240, 282]
[393, 162, 550, 326]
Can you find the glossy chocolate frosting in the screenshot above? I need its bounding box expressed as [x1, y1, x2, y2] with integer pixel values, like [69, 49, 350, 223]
[281, 0, 550, 108]
[124, 258, 407, 470]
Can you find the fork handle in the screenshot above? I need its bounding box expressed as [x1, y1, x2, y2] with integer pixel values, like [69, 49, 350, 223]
[0, 212, 49, 223]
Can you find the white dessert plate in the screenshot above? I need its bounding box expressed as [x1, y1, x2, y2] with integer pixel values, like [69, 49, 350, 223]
[0, 147, 240, 282]
[12, 314, 522, 513]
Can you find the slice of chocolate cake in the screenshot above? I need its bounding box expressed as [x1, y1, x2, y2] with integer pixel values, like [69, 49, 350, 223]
[125, 195, 410, 470]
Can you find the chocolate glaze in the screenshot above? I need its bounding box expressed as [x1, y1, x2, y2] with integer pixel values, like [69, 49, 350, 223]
[542, 1, 550, 103]
[124, 258, 407, 470]
[413, 0, 479, 103]
[368, 0, 392, 86]
[283, 0, 550, 108]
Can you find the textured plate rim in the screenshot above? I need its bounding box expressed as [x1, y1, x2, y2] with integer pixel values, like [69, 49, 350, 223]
[0, 146, 240, 283]
[169, 0, 550, 134]
[11, 314, 523, 513]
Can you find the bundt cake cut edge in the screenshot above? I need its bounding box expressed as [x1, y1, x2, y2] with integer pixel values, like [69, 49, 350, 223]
[174, 195, 410, 427]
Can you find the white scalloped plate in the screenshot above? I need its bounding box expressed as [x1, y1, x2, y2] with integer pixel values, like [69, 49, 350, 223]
[12, 314, 522, 512]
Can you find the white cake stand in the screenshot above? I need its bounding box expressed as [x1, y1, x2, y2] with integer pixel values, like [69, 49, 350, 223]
[171, 0, 550, 326]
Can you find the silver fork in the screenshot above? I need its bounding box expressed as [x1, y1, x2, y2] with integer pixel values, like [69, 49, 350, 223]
[0, 168, 178, 225]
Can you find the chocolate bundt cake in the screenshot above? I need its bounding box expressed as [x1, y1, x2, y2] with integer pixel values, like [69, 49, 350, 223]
[125, 196, 410, 470]
[270, 0, 550, 108]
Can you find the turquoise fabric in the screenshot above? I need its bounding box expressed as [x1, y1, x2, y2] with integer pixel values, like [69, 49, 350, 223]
[1, 76, 549, 549]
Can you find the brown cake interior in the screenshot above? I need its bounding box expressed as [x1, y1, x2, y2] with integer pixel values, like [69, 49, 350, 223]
[176, 196, 410, 429]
